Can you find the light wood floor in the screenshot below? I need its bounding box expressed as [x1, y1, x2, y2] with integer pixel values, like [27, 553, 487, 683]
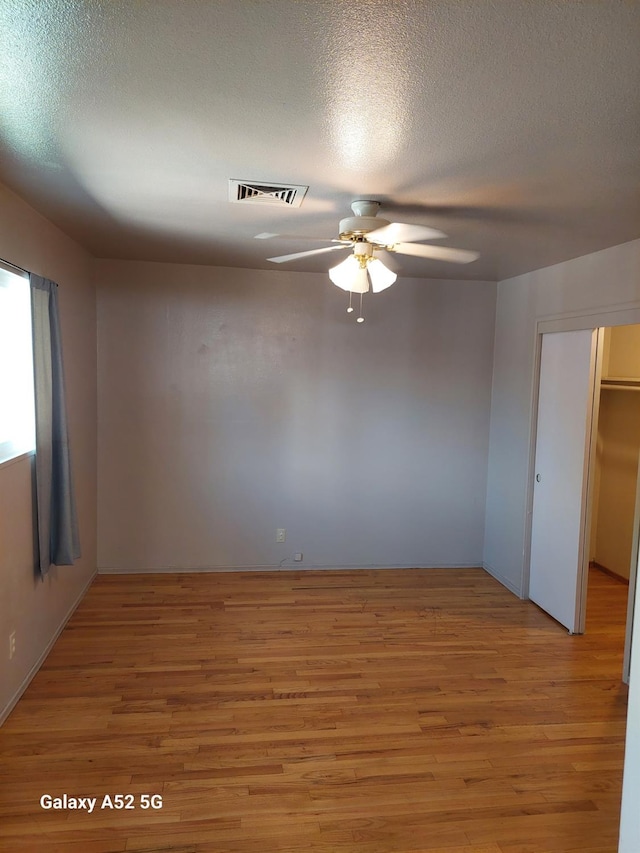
[0, 567, 630, 853]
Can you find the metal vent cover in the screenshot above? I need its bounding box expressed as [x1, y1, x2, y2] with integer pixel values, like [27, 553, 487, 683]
[229, 180, 308, 207]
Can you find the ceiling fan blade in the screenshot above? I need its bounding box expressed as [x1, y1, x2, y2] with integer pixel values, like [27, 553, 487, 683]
[255, 233, 336, 242]
[267, 245, 350, 263]
[393, 243, 480, 264]
[365, 222, 446, 245]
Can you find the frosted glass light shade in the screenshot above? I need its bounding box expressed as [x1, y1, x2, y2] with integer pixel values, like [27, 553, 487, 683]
[328, 255, 370, 292]
[367, 258, 397, 292]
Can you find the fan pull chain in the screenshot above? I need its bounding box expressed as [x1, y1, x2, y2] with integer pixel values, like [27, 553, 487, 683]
[357, 292, 365, 323]
[347, 290, 354, 313]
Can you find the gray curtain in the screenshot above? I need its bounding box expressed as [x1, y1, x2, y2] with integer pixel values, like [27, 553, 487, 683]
[30, 275, 80, 577]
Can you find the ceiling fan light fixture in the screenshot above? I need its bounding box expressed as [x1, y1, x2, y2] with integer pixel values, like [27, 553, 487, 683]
[367, 258, 397, 292]
[329, 249, 396, 294]
[328, 255, 369, 292]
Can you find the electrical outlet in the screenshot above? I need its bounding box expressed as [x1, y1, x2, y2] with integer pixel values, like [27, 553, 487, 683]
[9, 631, 16, 660]
[276, 528, 286, 543]
[294, 553, 303, 562]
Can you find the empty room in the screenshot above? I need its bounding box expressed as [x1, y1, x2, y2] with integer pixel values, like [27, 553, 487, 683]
[1, 2, 640, 852]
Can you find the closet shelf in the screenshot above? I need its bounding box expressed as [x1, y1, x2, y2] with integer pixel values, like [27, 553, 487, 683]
[601, 377, 640, 391]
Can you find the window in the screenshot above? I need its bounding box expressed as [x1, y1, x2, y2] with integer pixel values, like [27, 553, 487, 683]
[0, 265, 35, 465]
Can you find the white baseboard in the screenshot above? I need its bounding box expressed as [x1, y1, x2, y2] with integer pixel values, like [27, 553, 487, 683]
[483, 561, 523, 598]
[98, 562, 484, 574]
[0, 571, 97, 727]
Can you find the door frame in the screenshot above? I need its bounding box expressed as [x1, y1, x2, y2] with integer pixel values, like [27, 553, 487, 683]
[623, 449, 640, 683]
[523, 306, 640, 623]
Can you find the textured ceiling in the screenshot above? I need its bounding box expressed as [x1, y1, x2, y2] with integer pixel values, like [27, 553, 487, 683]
[0, 0, 639, 281]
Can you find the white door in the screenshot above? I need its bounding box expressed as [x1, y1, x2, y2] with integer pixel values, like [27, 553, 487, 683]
[529, 329, 599, 633]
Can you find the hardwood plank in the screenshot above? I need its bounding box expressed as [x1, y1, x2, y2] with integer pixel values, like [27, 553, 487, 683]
[0, 566, 629, 851]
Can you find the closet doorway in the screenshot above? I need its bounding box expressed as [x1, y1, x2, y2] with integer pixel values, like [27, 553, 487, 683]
[589, 325, 640, 681]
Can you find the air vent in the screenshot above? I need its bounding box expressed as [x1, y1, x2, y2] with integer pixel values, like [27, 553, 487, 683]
[229, 180, 308, 208]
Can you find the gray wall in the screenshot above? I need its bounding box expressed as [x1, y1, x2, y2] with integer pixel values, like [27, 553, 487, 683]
[484, 238, 640, 594]
[0, 182, 97, 723]
[96, 260, 496, 572]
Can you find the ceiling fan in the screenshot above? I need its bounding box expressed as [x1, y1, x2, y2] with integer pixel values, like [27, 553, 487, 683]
[258, 200, 480, 296]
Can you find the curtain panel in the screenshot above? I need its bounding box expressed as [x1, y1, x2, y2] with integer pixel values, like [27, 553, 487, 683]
[30, 275, 81, 577]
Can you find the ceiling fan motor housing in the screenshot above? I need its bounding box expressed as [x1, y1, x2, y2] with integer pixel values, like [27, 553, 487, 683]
[339, 201, 389, 241]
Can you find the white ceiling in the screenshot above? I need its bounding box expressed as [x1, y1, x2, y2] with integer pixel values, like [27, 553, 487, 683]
[1, 0, 639, 281]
